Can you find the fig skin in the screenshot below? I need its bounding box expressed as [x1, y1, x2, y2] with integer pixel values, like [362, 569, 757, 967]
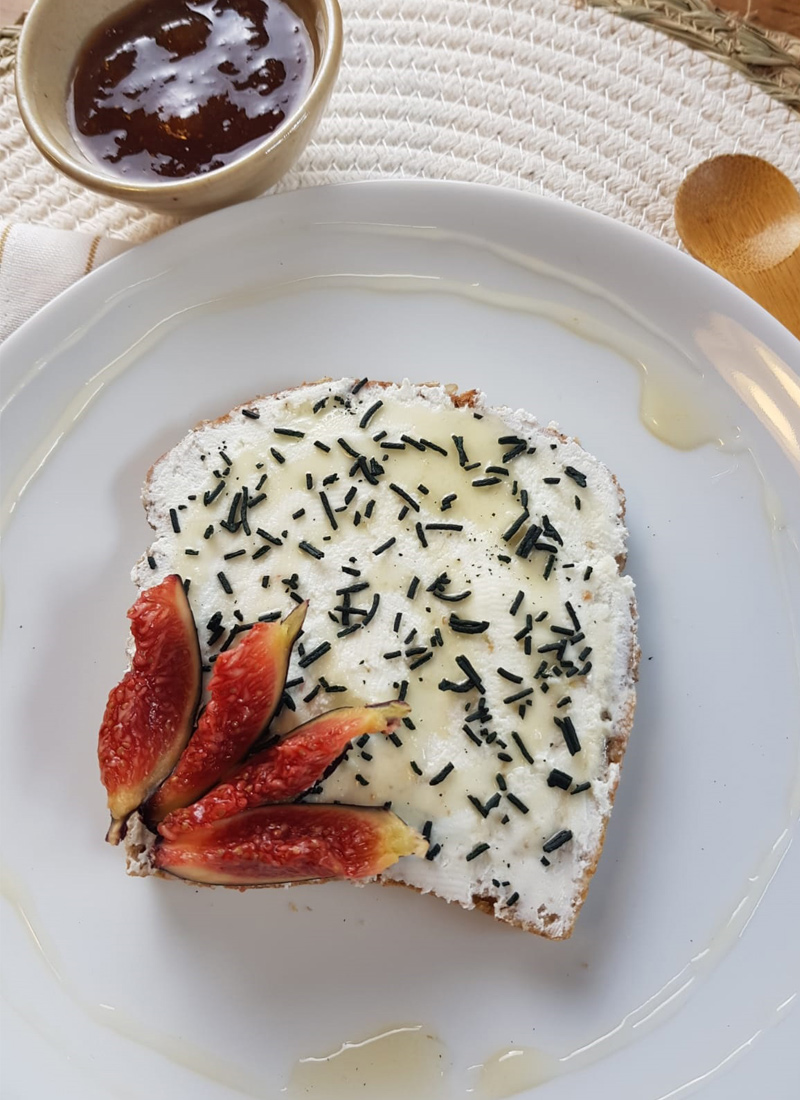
[98, 575, 201, 845]
[154, 803, 427, 885]
[158, 700, 411, 838]
[145, 601, 306, 824]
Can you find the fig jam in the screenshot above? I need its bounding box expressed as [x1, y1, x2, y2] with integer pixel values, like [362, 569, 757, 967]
[70, 0, 314, 180]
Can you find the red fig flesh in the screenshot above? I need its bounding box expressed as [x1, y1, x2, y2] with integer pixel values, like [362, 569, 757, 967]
[158, 700, 410, 838]
[154, 804, 426, 885]
[145, 602, 306, 823]
[97, 575, 201, 844]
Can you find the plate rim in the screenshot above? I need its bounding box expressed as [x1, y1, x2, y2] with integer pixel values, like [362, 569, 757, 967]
[2, 179, 799, 386]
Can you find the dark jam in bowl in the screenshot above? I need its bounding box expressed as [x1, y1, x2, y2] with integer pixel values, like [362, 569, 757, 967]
[70, 0, 314, 180]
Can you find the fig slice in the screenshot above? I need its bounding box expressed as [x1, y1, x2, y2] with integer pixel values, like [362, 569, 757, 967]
[98, 575, 201, 845]
[153, 804, 426, 885]
[145, 601, 307, 824]
[158, 700, 411, 838]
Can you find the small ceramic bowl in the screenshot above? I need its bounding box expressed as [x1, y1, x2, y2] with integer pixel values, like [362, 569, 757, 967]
[15, 0, 342, 216]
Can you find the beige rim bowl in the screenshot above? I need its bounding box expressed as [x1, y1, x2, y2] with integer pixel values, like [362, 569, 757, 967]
[15, 0, 342, 216]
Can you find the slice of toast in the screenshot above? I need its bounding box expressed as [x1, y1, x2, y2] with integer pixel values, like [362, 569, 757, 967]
[131, 378, 638, 938]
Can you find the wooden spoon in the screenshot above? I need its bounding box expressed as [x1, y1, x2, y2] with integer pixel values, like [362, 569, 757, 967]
[675, 155, 800, 340]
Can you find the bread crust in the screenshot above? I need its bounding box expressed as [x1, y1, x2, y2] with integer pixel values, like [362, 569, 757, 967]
[134, 378, 638, 938]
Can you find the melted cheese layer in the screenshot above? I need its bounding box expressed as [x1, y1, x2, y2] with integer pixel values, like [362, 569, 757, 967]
[136, 379, 636, 935]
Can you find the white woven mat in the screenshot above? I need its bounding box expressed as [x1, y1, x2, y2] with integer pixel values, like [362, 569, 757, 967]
[1, 0, 799, 248]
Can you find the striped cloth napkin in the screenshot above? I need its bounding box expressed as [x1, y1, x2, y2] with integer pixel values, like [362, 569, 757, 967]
[0, 221, 130, 343]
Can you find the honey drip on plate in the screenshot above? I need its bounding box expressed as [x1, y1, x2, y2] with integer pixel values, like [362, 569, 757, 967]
[469, 1047, 560, 1098]
[285, 1025, 448, 1099]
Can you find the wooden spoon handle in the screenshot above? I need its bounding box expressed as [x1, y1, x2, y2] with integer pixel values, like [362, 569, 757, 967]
[729, 250, 800, 340]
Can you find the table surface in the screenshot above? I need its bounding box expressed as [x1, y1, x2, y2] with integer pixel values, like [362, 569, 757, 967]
[1, 0, 799, 37]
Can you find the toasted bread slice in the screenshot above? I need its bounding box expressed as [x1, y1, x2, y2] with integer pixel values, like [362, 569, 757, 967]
[130, 379, 638, 938]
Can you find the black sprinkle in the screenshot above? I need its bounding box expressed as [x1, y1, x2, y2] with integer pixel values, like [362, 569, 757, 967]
[541, 857, 551, 867]
[389, 483, 420, 511]
[463, 725, 482, 746]
[466, 842, 490, 862]
[429, 762, 455, 786]
[147, 555, 157, 570]
[472, 476, 501, 487]
[319, 492, 338, 530]
[441, 493, 457, 511]
[503, 512, 530, 543]
[543, 829, 573, 853]
[571, 782, 591, 795]
[502, 443, 526, 462]
[449, 614, 489, 634]
[495, 772, 507, 791]
[410, 760, 423, 776]
[564, 466, 587, 488]
[547, 768, 572, 790]
[497, 667, 523, 684]
[509, 591, 524, 616]
[506, 892, 520, 906]
[511, 732, 534, 764]
[407, 577, 420, 599]
[469, 795, 489, 818]
[299, 541, 325, 560]
[298, 642, 331, 668]
[575, 496, 582, 511]
[337, 437, 360, 458]
[425, 844, 442, 861]
[256, 529, 282, 546]
[400, 434, 425, 451]
[415, 523, 428, 548]
[503, 688, 533, 705]
[314, 441, 331, 453]
[426, 523, 464, 532]
[543, 476, 560, 484]
[270, 448, 285, 464]
[223, 549, 246, 561]
[373, 537, 396, 556]
[452, 435, 470, 467]
[169, 508, 180, 533]
[554, 715, 581, 755]
[409, 651, 433, 671]
[433, 590, 471, 603]
[584, 565, 593, 581]
[351, 377, 368, 394]
[203, 481, 226, 507]
[355, 774, 369, 787]
[439, 679, 473, 693]
[455, 654, 484, 693]
[241, 408, 260, 419]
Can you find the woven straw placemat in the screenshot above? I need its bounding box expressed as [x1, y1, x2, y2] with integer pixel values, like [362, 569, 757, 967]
[1, 0, 798, 249]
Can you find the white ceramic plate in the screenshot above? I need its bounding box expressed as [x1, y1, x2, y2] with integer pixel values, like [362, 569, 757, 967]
[1, 182, 799, 1100]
